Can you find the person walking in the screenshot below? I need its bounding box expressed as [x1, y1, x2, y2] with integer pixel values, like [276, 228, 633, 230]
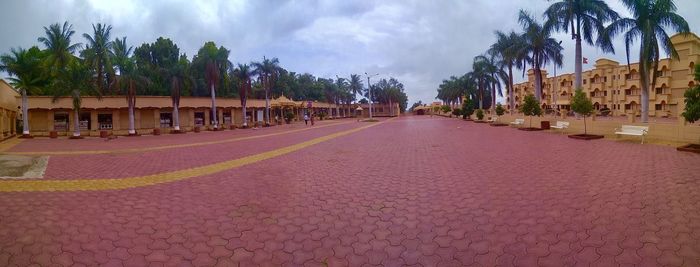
[310, 112, 315, 126]
[304, 113, 309, 125]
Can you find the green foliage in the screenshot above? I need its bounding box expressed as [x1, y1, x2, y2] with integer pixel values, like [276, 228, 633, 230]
[461, 98, 475, 119]
[571, 88, 594, 116]
[495, 103, 505, 116]
[476, 109, 484, 120]
[441, 105, 451, 114]
[452, 108, 461, 116]
[520, 94, 542, 117]
[682, 65, 700, 123]
[284, 110, 295, 123]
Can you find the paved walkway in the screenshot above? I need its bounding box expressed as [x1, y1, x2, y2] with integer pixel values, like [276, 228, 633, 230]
[0, 116, 699, 266]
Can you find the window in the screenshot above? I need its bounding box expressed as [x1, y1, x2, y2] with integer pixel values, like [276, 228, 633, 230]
[604, 76, 608, 82]
[625, 104, 631, 109]
[98, 114, 113, 130]
[54, 113, 69, 131]
[160, 113, 172, 128]
[604, 91, 608, 96]
[79, 112, 90, 130]
[583, 79, 587, 84]
[625, 89, 632, 95]
[194, 112, 205, 126]
[655, 104, 662, 110]
[655, 88, 663, 94]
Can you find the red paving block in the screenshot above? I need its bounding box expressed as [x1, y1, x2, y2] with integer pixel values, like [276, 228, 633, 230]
[1, 116, 699, 265]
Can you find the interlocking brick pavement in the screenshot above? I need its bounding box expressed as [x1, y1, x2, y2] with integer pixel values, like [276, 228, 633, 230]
[0, 116, 699, 266]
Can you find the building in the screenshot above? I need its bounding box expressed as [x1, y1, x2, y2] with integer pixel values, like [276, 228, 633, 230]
[508, 33, 700, 118]
[0, 79, 19, 140]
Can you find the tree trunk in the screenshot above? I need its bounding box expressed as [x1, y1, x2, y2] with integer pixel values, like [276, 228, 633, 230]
[534, 65, 543, 101]
[640, 62, 650, 123]
[491, 82, 496, 113]
[584, 116, 587, 135]
[21, 89, 29, 135]
[173, 102, 180, 131]
[574, 34, 583, 89]
[479, 82, 484, 110]
[509, 65, 515, 114]
[265, 90, 270, 125]
[73, 106, 80, 137]
[128, 98, 136, 135]
[211, 84, 218, 128]
[336, 99, 340, 118]
[242, 103, 248, 127]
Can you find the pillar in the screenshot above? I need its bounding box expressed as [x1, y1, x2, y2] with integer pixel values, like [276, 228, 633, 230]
[90, 110, 98, 131]
[204, 109, 210, 127]
[47, 110, 54, 131]
[0, 109, 4, 139]
[112, 109, 121, 131]
[153, 108, 161, 129]
[218, 109, 224, 127]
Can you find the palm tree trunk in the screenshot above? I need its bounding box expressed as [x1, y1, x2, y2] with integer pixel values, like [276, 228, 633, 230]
[491, 82, 496, 113]
[211, 84, 218, 129]
[128, 97, 136, 135]
[574, 34, 583, 89]
[21, 89, 30, 135]
[509, 65, 515, 114]
[336, 99, 340, 118]
[534, 65, 543, 101]
[73, 106, 80, 137]
[173, 103, 180, 131]
[640, 61, 650, 123]
[479, 82, 483, 109]
[265, 90, 270, 125]
[242, 101, 248, 127]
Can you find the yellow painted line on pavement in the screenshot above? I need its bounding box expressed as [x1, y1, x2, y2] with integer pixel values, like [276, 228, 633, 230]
[4, 121, 351, 156]
[0, 119, 388, 192]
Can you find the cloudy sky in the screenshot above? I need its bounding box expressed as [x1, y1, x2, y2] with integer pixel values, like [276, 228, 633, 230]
[1, 0, 698, 105]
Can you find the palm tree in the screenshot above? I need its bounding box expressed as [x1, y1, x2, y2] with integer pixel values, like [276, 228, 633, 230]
[518, 10, 565, 101]
[233, 64, 254, 128]
[168, 57, 192, 132]
[335, 77, 348, 117]
[490, 31, 528, 113]
[51, 59, 100, 138]
[252, 57, 281, 125]
[82, 23, 114, 94]
[110, 37, 132, 72]
[475, 53, 508, 112]
[468, 56, 501, 109]
[349, 74, 363, 103]
[37, 21, 81, 73]
[544, 0, 619, 89]
[111, 60, 147, 135]
[600, 0, 690, 123]
[0, 47, 48, 137]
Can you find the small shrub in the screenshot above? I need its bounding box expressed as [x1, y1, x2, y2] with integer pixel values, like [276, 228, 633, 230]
[519, 94, 542, 128]
[441, 105, 451, 114]
[682, 65, 700, 124]
[495, 103, 505, 116]
[452, 108, 461, 116]
[571, 88, 594, 134]
[461, 98, 475, 119]
[476, 109, 484, 120]
[284, 111, 295, 124]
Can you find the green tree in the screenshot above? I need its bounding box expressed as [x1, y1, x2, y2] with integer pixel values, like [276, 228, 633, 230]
[681, 65, 700, 124]
[600, 0, 690, 123]
[81, 23, 114, 94]
[491, 31, 528, 113]
[37, 21, 81, 74]
[441, 105, 452, 114]
[133, 37, 182, 96]
[167, 55, 193, 131]
[233, 63, 254, 127]
[51, 59, 100, 138]
[518, 10, 564, 101]
[571, 88, 594, 134]
[0, 46, 50, 136]
[349, 74, 363, 103]
[544, 0, 619, 89]
[495, 103, 505, 116]
[192, 42, 232, 129]
[111, 59, 148, 135]
[520, 94, 543, 128]
[252, 57, 281, 125]
[476, 109, 485, 120]
[462, 98, 475, 119]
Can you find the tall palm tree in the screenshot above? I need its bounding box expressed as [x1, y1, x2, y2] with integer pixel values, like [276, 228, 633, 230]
[600, 0, 690, 123]
[233, 64, 254, 128]
[82, 23, 114, 94]
[110, 37, 132, 72]
[168, 57, 192, 132]
[252, 57, 281, 125]
[335, 77, 348, 117]
[51, 59, 100, 138]
[490, 31, 528, 113]
[0, 47, 48, 137]
[349, 74, 363, 103]
[111, 60, 148, 135]
[476, 53, 508, 112]
[518, 10, 565, 101]
[37, 21, 81, 73]
[544, 0, 619, 89]
[468, 56, 500, 109]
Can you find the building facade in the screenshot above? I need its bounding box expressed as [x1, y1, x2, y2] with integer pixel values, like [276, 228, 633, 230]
[0, 80, 19, 140]
[508, 33, 700, 118]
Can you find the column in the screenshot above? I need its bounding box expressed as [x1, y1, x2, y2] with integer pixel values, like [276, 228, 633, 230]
[218, 109, 224, 128]
[112, 109, 121, 131]
[47, 110, 54, 131]
[0, 109, 4, 139]
[153, 108, 161, 129]
[134, 109, 141, 131]
[204, 109, 210, 128]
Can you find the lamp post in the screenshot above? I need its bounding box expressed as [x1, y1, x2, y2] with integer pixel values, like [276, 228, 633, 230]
[365, 72, 379, 119]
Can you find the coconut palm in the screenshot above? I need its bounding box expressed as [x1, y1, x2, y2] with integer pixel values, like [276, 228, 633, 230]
[335, 77, 348, 117]
[37, 21, 81, 73]
[475, 53, 508, 112]
[349, 74, 363, 102]
[252, 57, 281, 125]
[490, 31, 528, 113]
[0, 47, 49, 137]
[51, 59, 100, 138]
[600, 0, 690, 123]
[468, 56, 501, 109]
[82, 23, 114, 94]
[110, 37, 132, 73]
[544, 0, 619, 89]
[168, 57, 193, 132]
[233, 64, 254, 127]
[111, 60, 148, 135]
[518, 10, 564, 101]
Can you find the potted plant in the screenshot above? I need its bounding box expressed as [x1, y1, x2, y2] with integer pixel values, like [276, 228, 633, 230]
[678, 65, 700, 153]
[474, 109, 486, 123]
[518, 94, 544, 131]
[568, 88, 604, 140]
[284, 111, 294, 124]
[491, 103, 508, 126]
[461, 98, 475, 120]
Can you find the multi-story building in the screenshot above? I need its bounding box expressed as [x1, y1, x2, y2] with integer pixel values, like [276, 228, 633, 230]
[508, 32, 699, 118]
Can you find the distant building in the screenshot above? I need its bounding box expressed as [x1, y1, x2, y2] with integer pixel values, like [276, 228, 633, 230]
[509, 33, 700, 118]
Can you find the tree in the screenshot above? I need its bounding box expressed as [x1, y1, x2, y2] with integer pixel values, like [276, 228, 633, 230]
[192, 42, 231, 129]
[51, 59, 100, 138]
[81, 23, 114, 94]
[334, 77, 348, 117]
[681, 65, 700, 124]
[441, 105, 452, 115]
[491, 31, 528, 113]
[112, 59, 148, 135]
[133, 37, 182, 96]
[233, 64, 254, 127]
[544, 0, 619, 89]
[37, 21, 81, 73]
[252, 57, 281, 126]
[520, 94, 543, 128]
[0, 47, 49, 136]
[349, 74, 363, 103]
[461, 98, 475, 119]
[495, 103, 506, 123]
[571, 88, 594, 134]
[472, 54, 506, 111]
[600, 0, 690, 123]
[168, 56, 192, 132]
[518, 10, 564, 101]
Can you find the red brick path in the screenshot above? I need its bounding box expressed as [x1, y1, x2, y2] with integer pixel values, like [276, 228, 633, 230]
[1, 116, 699, 266]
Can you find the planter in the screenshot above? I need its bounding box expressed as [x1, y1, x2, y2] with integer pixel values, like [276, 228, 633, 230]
[154, 128, 161, 135]
[490, 123, 508, 127]
[49, 131, 58, 139]
[540, 121, 551, 130]
[194, 126, 201, 133]
[677, 144, 700, 154]
[127, 131, 139, 137]
[568, 134, 604, 140]
[229, 125, 237, 130]
[100, 130, 110, 138]
[518, 127, 545, 131]
[170, 129, 184, 134]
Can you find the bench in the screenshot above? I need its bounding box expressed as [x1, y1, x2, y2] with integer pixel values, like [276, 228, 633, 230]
[550, 121, 569, 133]
[509, 118, 524, 127]
[615, 125, 649, 144]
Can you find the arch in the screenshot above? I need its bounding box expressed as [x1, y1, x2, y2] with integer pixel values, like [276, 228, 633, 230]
[690, 61, 695, 70]
[593, 102, 600, 110]
[629, 101, 638, 110]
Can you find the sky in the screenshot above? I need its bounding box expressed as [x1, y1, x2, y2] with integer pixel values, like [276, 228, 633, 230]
[1, 0, 699, 105]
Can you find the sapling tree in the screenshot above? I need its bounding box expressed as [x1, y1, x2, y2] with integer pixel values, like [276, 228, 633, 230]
[441, 105, 452, 114]
[495, 103, 505, 123]
[476, 109, 484, 120]
[462, 98, 475, 119]
[682, 65, 700, 144]
[571, 88, 594, 135]
[452, 108, 462, 117]
[520, 94, 542, 128]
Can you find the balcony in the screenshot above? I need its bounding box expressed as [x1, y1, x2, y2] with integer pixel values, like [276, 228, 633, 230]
[624, 95, 641, 104]
[591, 96, 606, 104]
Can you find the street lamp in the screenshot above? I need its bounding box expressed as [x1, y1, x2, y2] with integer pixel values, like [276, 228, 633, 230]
[365, 72, 379, 119]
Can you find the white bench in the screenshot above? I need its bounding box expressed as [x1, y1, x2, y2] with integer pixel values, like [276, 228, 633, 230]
[550, 121, 569, 133]
[615, 125, 649, 144]
[509, 118, 524, 127]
